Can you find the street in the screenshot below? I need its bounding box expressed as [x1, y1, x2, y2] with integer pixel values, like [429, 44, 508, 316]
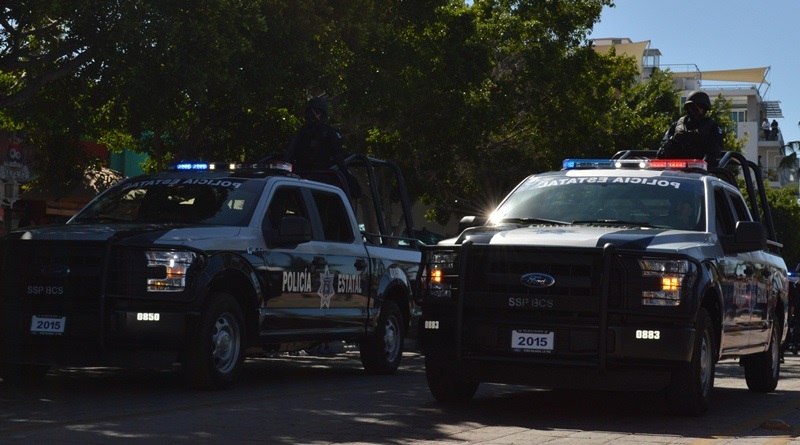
[2, 346, 800, 444]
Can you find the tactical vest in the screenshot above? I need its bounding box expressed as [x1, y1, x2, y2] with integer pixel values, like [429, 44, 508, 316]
[662, 116, 714, 159]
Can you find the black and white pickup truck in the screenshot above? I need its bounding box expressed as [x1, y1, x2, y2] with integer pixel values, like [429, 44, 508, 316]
[418, 151, 788, 416]
[0, 157, 421, 389]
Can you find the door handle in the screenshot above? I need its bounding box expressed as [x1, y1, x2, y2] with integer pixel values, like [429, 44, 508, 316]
[354, 258, 367, 271]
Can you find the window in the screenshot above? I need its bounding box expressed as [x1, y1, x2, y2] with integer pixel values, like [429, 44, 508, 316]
[714, 188, 735, 236]
[311, 190, 354, 243]
[489, 175, 705, 230]
[73, 178, 260, 226]
[729, 110, 747, 123]
[729, 191, 753, 223]
[265, 187, 308, 230]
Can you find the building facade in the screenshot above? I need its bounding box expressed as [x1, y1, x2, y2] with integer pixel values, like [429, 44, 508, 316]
[593, 38, 790, 188]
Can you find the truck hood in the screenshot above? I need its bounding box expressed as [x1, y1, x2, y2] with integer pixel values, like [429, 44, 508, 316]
[450, 224, 713, 252]
[9, 223, 243, 245]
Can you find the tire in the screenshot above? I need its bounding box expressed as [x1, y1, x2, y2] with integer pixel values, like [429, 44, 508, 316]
[668, 308, 715, 416]
[184, 292, 246, 390]
[425, 356, 479, 403]
[744, 319, 780, 393]
[0, 364, 50, 385]
[360, 300, 404, 375]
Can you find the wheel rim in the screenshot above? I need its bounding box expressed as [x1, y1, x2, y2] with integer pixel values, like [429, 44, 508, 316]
[383, 315, 401, 363]
[212, 312, 240, 374]
[771, 328, 780, 379]
[699, 330, 712, 395]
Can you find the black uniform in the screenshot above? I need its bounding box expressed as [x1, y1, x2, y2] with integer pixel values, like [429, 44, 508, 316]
[283, 98, 361, 198]
[284, 121, 348, 172]
[658, 115, 723, 166]
[657, 90, 723, 167]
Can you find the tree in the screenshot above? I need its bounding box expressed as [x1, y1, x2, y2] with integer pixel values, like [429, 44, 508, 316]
[2, 1, 372, 175]
[0, 0, 742, 229]
[0, 1, 116, 108]
[341, 0, 648, 224]
[764, 185, 800, 268]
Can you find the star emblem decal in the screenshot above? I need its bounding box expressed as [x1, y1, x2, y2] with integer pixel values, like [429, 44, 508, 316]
[318, 265, 335, 309]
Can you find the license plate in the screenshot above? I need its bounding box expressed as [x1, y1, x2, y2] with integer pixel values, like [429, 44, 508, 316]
[30, 316, 66, 335]
[511, 329, 554, 353]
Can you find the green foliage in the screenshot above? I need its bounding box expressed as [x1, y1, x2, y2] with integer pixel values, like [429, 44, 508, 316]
[764, 185, 800, 267]
[739, 176, 800, 267]
[0, 0, 762, 229]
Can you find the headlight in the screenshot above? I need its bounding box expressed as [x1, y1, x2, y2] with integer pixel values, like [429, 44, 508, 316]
[639, 259, 690, 306]
[146, 250, 196, 292]
[421, 250, 458, 299]
[429, 251, 457, 269]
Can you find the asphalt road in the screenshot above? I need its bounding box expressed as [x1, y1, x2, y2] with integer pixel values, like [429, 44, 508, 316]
[2, 347, 800, 444]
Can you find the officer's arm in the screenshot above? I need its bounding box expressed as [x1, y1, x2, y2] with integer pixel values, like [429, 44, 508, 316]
[656, 126, 675, 158]
[284, 137, 297, 162]
[330, 130, 348, 171]
[704, 124, 724, 165]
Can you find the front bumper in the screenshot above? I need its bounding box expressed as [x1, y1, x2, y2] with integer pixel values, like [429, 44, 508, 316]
[420, 308, 695, 361]
[1, 307, 198, 367]
[419, 310, 695, 390]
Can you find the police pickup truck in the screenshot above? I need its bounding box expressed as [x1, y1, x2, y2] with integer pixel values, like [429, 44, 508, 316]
[0, 157, 421, 389]
[418, 151, 788, 416]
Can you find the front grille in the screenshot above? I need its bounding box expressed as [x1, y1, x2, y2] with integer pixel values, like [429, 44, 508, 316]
[488, 261, 593, 296]
[2, 239, 108, 346]
[462, 245, 626, 313]
[107, 246, 147, 295]
[457, 244, 627, 359]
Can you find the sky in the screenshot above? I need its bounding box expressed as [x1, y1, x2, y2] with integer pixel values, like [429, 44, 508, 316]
[588, 0, 800, 145]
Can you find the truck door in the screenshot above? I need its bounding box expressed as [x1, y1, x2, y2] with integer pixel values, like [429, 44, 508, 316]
[308, 188, 370, 335]
[261, 185, 328, 335]
[727, 188, 772, 348]
[714, 186, 760, 353]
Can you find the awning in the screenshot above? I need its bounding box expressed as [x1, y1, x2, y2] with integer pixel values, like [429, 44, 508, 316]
[671, 67, 770, 85]
[594, 40, 650, 74]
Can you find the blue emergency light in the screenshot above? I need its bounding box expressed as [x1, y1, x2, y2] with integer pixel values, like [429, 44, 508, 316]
[168, 161, 293, 173]
[174, 162, 211, 171]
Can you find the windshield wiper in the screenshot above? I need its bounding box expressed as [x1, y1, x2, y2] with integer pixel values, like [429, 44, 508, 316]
[572, 219, 655, 228]
[72, 215, 132, 223]
[501, 217, 570, 226]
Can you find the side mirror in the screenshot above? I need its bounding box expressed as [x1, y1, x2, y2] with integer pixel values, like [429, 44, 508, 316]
[458, 216, 486, 234]
[269, 216, 312, 246]
[721, 221, 767, 254]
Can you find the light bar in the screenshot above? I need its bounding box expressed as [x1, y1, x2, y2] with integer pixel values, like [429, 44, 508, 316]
[175, 162, 211, 171]
[562, 158, 707, 172]
[168, 161, 293, 173]
[648, 159, 707, 170]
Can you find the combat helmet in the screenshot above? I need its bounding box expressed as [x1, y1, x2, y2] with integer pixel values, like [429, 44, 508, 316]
[685, 91, 712, 110]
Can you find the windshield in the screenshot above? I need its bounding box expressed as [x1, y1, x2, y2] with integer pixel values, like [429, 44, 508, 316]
[72, 176, 264, 226]
[490, 174, 706, 231]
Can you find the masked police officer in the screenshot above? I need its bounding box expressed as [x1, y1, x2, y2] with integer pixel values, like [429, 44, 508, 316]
[284, 97, 361, 198]
[284, 97, 347, 171]
[657, 90, 723, 167]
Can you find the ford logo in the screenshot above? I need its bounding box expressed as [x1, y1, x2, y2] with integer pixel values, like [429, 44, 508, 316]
[41, 264, 71, 278]
[520, 273, 555, 289]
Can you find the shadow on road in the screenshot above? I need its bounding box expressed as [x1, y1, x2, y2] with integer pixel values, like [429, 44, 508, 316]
[0, 352, 798, 444]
